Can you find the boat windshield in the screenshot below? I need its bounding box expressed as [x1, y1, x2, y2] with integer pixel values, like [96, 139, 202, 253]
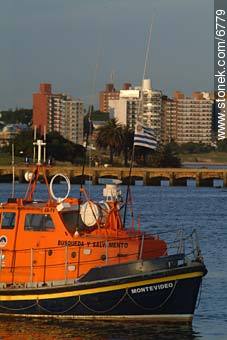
[60, 211, 85, 235]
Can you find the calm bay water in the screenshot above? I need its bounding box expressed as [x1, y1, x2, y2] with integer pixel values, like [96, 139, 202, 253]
[0, 182, 226, 340]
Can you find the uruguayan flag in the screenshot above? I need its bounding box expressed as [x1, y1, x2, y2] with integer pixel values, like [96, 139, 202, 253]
[134, 123, 157, 150]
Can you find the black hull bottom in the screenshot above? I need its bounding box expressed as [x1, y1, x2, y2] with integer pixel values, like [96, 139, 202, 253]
[0, 270, 204, 322]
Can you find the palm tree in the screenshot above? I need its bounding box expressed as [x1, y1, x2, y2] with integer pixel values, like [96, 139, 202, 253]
[96, 118, 123, 165]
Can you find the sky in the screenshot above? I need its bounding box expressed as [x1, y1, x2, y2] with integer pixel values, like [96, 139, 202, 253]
[0, 0, 213, 110]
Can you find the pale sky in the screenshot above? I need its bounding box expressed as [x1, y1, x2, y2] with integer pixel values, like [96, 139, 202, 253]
[0, 0, 213, 109]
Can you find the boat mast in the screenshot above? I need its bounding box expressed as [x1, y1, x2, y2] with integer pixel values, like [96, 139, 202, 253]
[123, 20, 153, 227]
[11, 142, 15, 198]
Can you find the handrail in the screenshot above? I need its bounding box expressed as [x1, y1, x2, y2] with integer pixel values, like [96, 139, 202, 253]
[0, 229, 201, 285]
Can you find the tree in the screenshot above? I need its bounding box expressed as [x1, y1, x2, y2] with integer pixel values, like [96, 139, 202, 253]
[134, 146, 153, 166]
[121, 125, 134, 166]
[217, 138, 227, 152]
[3, 130, 85, 164]
[0, 108, 32, 125]
[179, 142, 214, 154]
[46, 132, 85, 163]
[150, 144, 181, 168]
[96, 118, 123, 165]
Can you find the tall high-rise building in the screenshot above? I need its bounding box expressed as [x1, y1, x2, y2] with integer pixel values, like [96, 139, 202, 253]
[140, 79, 162, 139]
[161, 96, 177, 144]
[212, 92, 227, 140]
[33, 83, 84, 145]
[174, 91, 214, 145]
[62, 97, 84, 145]
[108, 79, 162, 139]
[99, 83, 120, 112]
[33, 83, 52, 135]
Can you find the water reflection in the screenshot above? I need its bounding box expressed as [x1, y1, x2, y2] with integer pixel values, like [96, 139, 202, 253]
[0, 318, 200, 340]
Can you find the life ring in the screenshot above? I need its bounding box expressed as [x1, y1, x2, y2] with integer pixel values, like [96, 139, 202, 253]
[49, 173, 71, 202]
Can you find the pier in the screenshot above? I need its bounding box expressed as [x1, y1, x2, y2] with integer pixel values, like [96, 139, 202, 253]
[0, 165, 227, 187]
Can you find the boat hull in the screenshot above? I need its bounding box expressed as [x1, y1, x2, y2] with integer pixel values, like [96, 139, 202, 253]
[0, 263, 206, 322]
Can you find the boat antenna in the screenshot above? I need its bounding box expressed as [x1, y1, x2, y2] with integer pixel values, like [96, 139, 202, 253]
[33, 125, 37, 163]
[11, 142, 15, 198]
[123, 19, 153, 228]
[43, 125, 46, 163]
[79, 104, 93, 198]
[79, 37, 102, 197]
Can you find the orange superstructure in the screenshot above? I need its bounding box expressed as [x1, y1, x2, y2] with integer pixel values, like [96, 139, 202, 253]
[0, 169, 167, 286]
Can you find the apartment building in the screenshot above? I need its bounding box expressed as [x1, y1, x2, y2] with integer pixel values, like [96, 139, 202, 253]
[140, 79, 162, 139]
[108, 79, 162, 139]
[62, 98, 84, 145]
[174, 91, 214, 145]
[161, 96, 177, 144]
[99, 83, 120, 112]
[33, 83, 84, 145]
[33, 83, 51, 135]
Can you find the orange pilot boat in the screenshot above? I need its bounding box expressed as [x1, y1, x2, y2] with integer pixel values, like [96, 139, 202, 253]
[0, 138, 207, 322]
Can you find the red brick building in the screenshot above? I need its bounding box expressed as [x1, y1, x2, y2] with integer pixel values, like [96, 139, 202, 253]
[99, 83, 120, 112]
[32, 83, 84, 144]
[33, 83, 52, 134]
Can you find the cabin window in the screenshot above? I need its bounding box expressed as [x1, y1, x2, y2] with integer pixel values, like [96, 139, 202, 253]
[24, 214, 55, 231]
[1, 212, 16, 229]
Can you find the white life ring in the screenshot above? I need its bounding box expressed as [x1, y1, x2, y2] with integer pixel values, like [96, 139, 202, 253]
[49, 173, 71, 202]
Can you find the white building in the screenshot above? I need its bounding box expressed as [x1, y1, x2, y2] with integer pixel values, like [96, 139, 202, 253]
[48, 94, 84, 145]
[62, 98, 84, 145]
[174, 91, 214, 145]
[108, 79, 162, 139]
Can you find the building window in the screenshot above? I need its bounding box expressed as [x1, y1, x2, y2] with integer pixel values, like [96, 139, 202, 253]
[25, 214, 55, 232]
[1, 212, 16, 229]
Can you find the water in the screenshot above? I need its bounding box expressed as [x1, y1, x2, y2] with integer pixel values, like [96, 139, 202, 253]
[0, 183, 226, 340]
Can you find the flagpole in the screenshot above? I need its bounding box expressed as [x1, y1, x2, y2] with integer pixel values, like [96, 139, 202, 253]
[123, 136, 136, 228]
[123, 20, 153, 228]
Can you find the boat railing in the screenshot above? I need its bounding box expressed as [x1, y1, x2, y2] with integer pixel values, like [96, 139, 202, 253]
[0, 229, 202, 287]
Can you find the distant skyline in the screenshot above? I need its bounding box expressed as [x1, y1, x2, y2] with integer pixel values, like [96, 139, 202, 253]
[0, 0, 213, 109]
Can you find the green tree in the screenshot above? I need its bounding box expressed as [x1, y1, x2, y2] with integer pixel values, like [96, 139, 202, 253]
[179, 142, 214, 154]
[96, 118, 123, 165]
[6, 130, 34, 157]
[0, 108, 32, 125]
[217, 138, 227, 152]
[3, 130, 85, 164]
[121, 125, 134, 166]
[150, 144, 181, 168]
[134, 146, 152, 166]
[46, 132, 85, 164]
